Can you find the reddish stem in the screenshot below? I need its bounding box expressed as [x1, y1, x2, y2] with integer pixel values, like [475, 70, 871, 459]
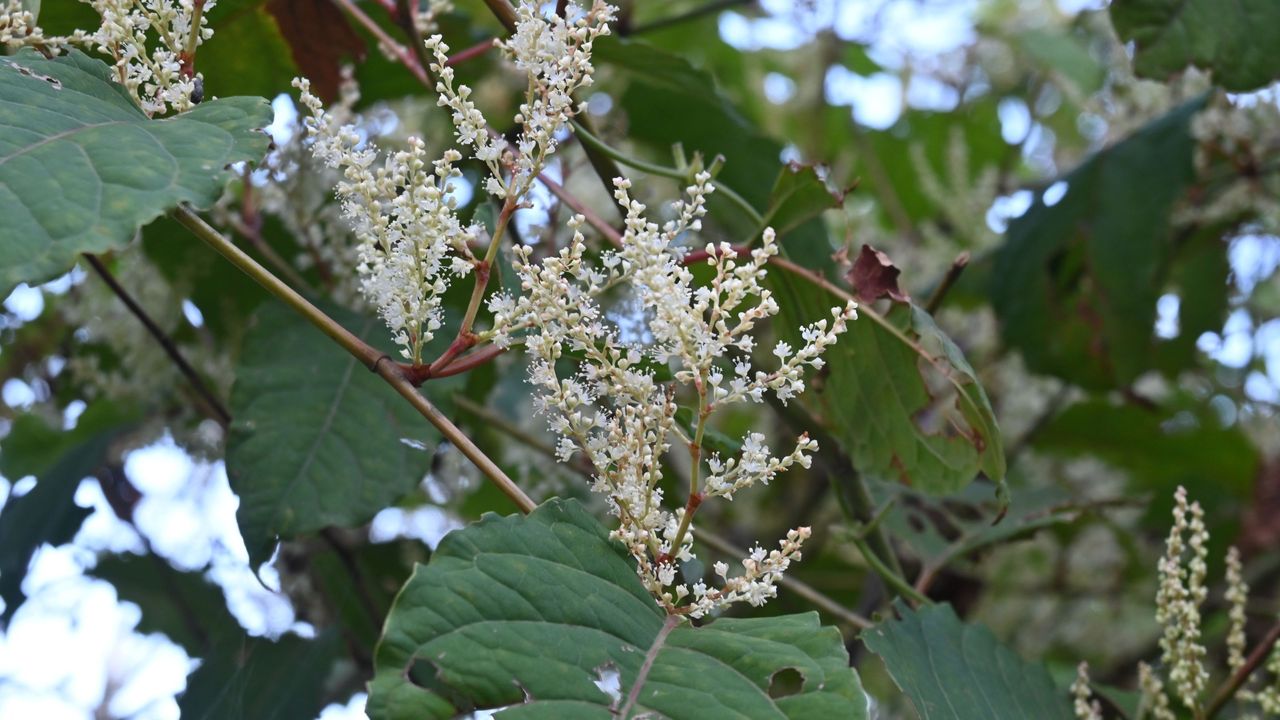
[447, 39, 498, 66]
[655, 492, 704, 566]
[397, 343, 506, 385]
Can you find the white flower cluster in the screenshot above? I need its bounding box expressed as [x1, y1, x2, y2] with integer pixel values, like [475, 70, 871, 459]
[1072, 663, 1101, 720]
[2, 0, 212, 115]
[294, 1, 613, 362]
[295, 77, 480, 363]
[1226, 545, 1249, 673]
[252, 67, 365, 306]
[0, 0, 47, 49]
[1137, 662, 1175, 720]
[426, 0, 614, 199]
[1180, 93, 1280, 233]
[1155, 485, 1210, 711]
[1074, 487, 1280, 717]
[84, 0, 215, 115]
[488, 174, 856, 616]
[414, 0, 452, 36]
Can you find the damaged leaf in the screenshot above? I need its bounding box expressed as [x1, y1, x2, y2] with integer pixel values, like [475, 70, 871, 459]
[369, 498, 868, 719]
[848, 244, 910, 304]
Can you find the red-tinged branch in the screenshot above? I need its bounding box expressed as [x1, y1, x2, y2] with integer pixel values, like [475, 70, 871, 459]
[446, 38, 498, 66]
[178, 0, 206, 77]
[1206, 619, 1280, 719]
[617, 614, 680, 717]
[538, 172, 624, 247]
[333, 0, 430, 86]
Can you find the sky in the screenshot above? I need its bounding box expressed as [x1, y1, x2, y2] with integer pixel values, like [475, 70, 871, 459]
[0, 0, 1276, 718]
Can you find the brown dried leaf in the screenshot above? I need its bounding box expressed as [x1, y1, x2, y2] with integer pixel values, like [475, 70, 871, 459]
[848, 244, 910, 304]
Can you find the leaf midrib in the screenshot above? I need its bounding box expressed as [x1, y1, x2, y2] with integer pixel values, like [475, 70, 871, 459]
[279, 338, 363, 523]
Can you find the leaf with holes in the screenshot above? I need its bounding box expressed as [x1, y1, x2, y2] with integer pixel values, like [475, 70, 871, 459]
[368, 498, 868, 720]
[226, 301, 440, 567]
[0, 49, 272, 293]
[862, 602, 1073, 720]
[1110, 0, 1280, 92]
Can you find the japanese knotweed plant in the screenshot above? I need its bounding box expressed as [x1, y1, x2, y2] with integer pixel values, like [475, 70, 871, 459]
[293, 0, 858, 618]
[1074, 487, 1280, 720]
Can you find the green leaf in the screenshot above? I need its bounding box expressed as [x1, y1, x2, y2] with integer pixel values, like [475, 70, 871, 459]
[226, 301, 439, 567]
[179, 630, 344, 720]
[771, 274, 1005, 495]
[1034, 400, 1257, 508]
[369, 498, 867, 720]
[763, 163, 849, 238]
[0, 404, 133, 618]
[199, 0, 301, 100]
[991, 98, 1206, 390]
[0, 49, 273, 293]
[1110, 0, 1280, 92]
[862, 602, 1073, 720]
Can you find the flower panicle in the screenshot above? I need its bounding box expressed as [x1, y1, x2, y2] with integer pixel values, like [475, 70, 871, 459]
[293, 77, 480, 363]
[491, 169, 854, 616]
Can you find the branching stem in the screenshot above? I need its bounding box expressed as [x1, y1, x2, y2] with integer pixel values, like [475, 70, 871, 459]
[172, 206, 535, 513]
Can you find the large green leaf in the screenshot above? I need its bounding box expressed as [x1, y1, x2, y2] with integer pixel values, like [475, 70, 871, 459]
[862, 603, 1073, 720]
[1033, 399, 1257, 520]
[1110, 0, 1280, 92]
[0, 404, 133, 619]
[0, 50, 272, 293]
[369, 498, 867, 720]
[226, 301, 441, 567]
[771, 274, 1005, 495]
[991, 98, 1206, 390]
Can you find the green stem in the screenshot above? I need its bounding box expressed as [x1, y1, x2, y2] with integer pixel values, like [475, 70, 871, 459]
[851, 533, 930, 606]
[570, 120, 763, 228]
[171, 206, 536, 514]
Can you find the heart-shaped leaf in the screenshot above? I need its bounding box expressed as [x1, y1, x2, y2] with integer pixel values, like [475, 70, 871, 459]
[0, 49, 271, 293]
[369, 498, 868, 719]
[863, 602, 1072, 720]
[226, 302, 439, 567]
